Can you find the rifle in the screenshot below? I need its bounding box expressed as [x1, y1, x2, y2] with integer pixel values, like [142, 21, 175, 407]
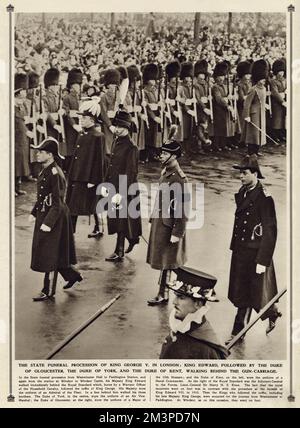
[157, 74, 163, 140]
[266, 80, 272, 118]
[227, 73, 236, 122]
[37, 84, 47, 138]
[175, 76, 182, 126]
[192, 78, 198, 126]
[57, 84, 66, 147]
[165, 79, 172, 127]
[207, 75, 214, 124]
[131, 79, 139, 134]
[30, 92, 38, 146]
[141, 86, 149, 129]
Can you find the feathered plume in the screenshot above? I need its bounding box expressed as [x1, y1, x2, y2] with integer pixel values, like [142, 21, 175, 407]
[118, 77, 129, 109]
[79, 96, 101, 117]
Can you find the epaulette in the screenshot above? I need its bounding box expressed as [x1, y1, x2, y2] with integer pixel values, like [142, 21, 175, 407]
[262, 186, 271, 197]
[52, 167, 58, 175]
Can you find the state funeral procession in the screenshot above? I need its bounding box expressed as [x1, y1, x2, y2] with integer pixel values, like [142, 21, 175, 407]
[14, 12, 287, 360]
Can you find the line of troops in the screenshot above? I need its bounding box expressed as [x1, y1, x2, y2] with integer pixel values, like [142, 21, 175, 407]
[15, 56, 286, 194]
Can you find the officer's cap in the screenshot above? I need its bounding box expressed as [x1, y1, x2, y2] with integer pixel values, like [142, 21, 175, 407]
[31, 137, 64, 159]
[233, 154, 264, 179]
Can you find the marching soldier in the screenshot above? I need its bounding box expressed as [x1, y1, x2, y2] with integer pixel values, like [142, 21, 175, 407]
[165, 60, 183, 145]
[226, 155, 282, 341]
[29, 138, 82, 301]
[15, 73, 31, 196]
[147, 125, 189, 305]
[101, 110, 142, 262]
[241, 59, 269, 155]
[127, 65, 146, 153]
[63, 68, 83, 173]
[270, 59, 286, 144]
[142, 63, 162, 162]
[179, 62, 198, 156]
[194, 59, 213, 152]
[236, 61, 252, 145]
[160, 267, 228, 359]
[211, 61, 235, 152]
[100, 68, 121, 155]
[66, 98, 106, 236]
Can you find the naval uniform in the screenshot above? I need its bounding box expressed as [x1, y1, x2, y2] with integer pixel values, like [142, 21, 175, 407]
[30, 162, 79, 296]
[228, 181, 279, 335]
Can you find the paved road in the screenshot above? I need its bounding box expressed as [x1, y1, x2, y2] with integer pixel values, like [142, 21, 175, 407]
[15, 144, 287, 360]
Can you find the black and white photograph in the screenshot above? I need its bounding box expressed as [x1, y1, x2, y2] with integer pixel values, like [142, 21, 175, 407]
[11, 8, 290, 363]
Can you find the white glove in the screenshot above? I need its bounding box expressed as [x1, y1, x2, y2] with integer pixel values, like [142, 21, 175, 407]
[87, 183, 95, 188]
[282, 101, 287, 108]
[140, 113, 147, 121]
[40, 224, 51, 232]
[154, 117, 161, 124]
[53, 124, 62, 133]
[187, 109, 196, 117]
[109, 125, 116, 134]
[73, 124, 82, 133]
[256, 264, 266, 274]
[36, 124, 46, 134]
[170, 235, 180, 243]
[173, 110, 180, 118]
[244, 116, 251, 123]
[265, 104, 271, 111]
[204, 108, 211, 116]
[28, 214, 35, 223]
[24, 116, 30, 124]
[26, 130, 35, 139]
[111, 193, 122, 205]
[100, 186, 109, 197]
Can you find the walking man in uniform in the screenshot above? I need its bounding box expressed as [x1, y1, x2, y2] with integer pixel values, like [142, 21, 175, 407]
[160, 266, 228, 359]
[29, 138, 82, 301]
[147, 125, 189, 305]
[227, 155, 282, 341]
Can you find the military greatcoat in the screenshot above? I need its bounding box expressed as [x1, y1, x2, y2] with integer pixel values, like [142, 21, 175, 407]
[270, 76, 286, 130]
[146, 163, 189, 270]
[63, 89, 80, 157]
[228, 181, 278, 311]
[31, 162, 76, 273]
[211, 82, 235, 137]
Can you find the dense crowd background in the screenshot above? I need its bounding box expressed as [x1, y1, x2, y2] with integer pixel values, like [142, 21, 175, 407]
[15, 12, 286, 87]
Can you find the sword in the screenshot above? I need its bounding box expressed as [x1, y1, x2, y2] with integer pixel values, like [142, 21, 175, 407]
[247, 119, 279, 145]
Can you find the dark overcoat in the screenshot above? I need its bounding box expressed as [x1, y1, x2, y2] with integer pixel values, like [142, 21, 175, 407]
[100, 89, 118, 155]
[105, 135, 142, 239]
[146, 163, 189, 270]
[228, 181, 278, 311]
[66, 126, 106, 216]
[144, 85, 162, 149]
[63, 89, 80, 156]
[180, 83, 194, 140]
[241, 85, 266, 146]
[237, 78, 252, 134]
[31, 162, 76, 272]
[270, 76, 286, 130]
[15, 104, 30, 177]
[194, 79, 213, 136]
[160, 318, 229, 359]
[211, 82, 235, 137]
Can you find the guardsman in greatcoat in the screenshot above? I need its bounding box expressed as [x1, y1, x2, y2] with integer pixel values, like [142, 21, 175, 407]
[160, 267, 229, 359]
[211, 61, 235, 152]
[62, 68, 83, 173]
[100, 68, 121, 155]
[147, 125, 189, 305]
[142, 63, 162, 162]
[236, 61, 252, 146]
[226, 155, 282, 341]
[43, 68, 61, 141]
[241, 59, 269, 156]
[29, 138, 82, 301]
[165, 60, 183, 145]
[270, 59, 287, 144]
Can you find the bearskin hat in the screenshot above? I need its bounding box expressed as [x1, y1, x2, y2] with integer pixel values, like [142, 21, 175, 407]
[67, 68, 83, 89]
[15, 73, 28, 93]
[142, 63, 159, 84]
[44, 68, 60, 88]
[194, 59, 208, 77]
[103, 68, 121, 86]
[180, 62, 194, 80]
[127, 65, 141, 83]
[27, 71, 39, 89]
[251, 59, 269, 84]
[236, 61, 251, 79]
[272, 58, 286, 75]
[165, 61, 181, 80]
[117, 66, 128, 81]
[213, 61, 229, 78]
